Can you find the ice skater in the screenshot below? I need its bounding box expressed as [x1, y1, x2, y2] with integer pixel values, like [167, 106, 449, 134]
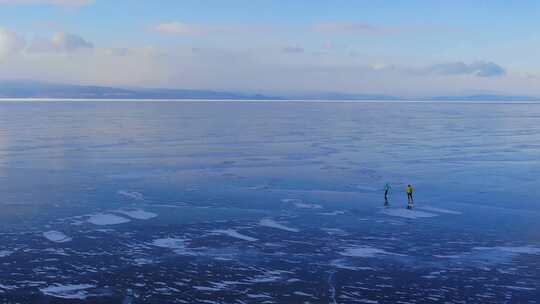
[383, 182, 391, 206]
[406, 184, 414, 209]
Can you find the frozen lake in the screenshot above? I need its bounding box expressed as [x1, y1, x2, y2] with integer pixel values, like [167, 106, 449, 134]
[0, 100, 539, 303]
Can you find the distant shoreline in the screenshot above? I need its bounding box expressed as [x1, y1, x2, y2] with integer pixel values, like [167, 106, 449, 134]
[0, 98, 539, 104]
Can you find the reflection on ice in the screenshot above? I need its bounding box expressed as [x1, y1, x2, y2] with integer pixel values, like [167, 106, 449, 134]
[380, 208, 439, 219]
[417, 206, 462, 215]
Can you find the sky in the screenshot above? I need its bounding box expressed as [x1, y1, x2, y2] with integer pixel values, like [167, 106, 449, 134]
[0, 0, 539, 97]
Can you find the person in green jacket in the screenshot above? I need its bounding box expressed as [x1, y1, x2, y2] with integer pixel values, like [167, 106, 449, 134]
[406, 184, 414, 209]
[384, 182, 391, 205]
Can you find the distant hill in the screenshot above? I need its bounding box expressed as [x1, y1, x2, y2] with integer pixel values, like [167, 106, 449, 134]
[0, 80, 538, 101]
[0, 81, 279, 100]
[423, 94, 540, 102]
[284, 91, 401, 101]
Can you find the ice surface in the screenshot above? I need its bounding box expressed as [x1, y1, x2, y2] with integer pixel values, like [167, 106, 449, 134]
[381, 208, 439, 219]
[115, 209, 158, 220]
[355, 185, 380, 192]
[211, 229, 258, 242]
[87, 213, 131, 225]
[258, 219, 299, 232]
[43, 231, 72, 243]
[0, 101, 539, 302]
[40, 284, 95, 299]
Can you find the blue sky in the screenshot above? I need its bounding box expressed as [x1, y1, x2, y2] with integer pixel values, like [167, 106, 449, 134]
[0, 0, 538, 96]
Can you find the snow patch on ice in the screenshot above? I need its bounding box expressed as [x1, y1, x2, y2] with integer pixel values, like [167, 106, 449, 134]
[115, 209, 157, 220]
[193, 286, 221, 291]
[246, 270, 284, 283]
[282, 198, 322, 209]
[340, 246, 404, 258]
[504, 285, 536, 291]
[293, 291, 316, 298]
[294, 202, 322, 209]
[87, 213, 131, 225]
[281, 198, 301, 204]
[40, 284, 96, 299]
[0, 283, 16, 291]
[43, 231, 72, 243]
[381, 208, 439, 219]
[358, 300, 378, 304]
[0, 250, 14, 258]
[259, 219, 299, 232]
[473, 246, 540, 255]
[212, 229, 258, 242]
[151, 202, 188, 208]
[433, 254, 462, 259]
[440, 245, 540, 265]
[107, 172, 157, 180]
[321, 228, 348, 236]
[330, 258, 376, 271]
[131, 258, 154, 265]
[117, 190, 144, 200]
[152, 238, 189, 255]
[319, 210, 346, 216]
[246, 293, 273, 299]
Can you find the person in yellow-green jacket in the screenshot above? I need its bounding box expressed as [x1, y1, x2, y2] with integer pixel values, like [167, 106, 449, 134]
[406, 184, 414, 209]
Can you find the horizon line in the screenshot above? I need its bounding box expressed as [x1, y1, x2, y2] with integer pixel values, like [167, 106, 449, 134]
[0, 98, 539, 104]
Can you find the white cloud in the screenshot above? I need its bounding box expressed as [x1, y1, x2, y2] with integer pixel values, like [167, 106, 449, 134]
[29, 32, 93, 53]
[427, 61, 506, 77]
[0, 28, 25, 59]
[0, 38, 535, 97]
[152, 21, 272, 36]
[52, 32, 93, 51]
[153, 22, 218, 36]
[312, 22, 397, 35]
[362, 61, 507, 78]
[0, 0, 92, 6]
